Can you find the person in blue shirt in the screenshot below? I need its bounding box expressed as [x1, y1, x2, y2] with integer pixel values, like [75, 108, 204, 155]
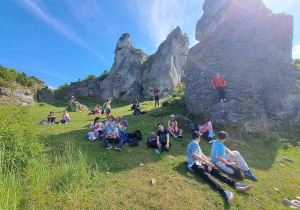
[187, 132, 252, 204]
[155, 124, 171, 154]
[211, 131, 257, 181]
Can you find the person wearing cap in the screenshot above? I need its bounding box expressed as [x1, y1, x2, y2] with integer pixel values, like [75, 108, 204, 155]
[187, 131, 252, 204]
[102, 115, 124, 150]
[168, 114, 183, 138]
[155, 124, 171, 154]
[116, 115, 128, 132]
[211, 131, 258, 181]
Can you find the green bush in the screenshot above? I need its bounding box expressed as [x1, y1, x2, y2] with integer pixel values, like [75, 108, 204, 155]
[97, 69, 109, 81]
[0, 66, 40, 88]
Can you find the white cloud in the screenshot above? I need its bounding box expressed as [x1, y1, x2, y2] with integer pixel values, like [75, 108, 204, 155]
[48, 86, 57, 90]
[13, 0, 107, 62]
[130, 0, 203, 50]
[292, 44, 300, 59]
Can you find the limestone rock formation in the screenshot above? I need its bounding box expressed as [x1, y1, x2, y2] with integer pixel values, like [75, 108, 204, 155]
[54, 28, 189, 103]
[68, 100, 88, 111]
[97, 33, 147, 102]
[185, 0, 300, 126]
[37, 87, 56, 104]
[0, 87, 35, 106]
[55, 78, 100, 100]
[142, 27, 189, 98]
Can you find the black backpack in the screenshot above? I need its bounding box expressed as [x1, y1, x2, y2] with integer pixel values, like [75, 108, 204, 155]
[190, 123, 198, 132]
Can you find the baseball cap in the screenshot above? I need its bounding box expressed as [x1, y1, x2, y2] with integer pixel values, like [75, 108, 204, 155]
[170, 114, 175, 118]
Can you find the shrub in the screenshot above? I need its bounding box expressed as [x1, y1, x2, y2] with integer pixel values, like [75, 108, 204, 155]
[98, 69, 109, 81]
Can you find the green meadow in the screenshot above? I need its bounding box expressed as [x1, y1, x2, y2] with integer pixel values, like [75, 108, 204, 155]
[0, 95, 299, 209]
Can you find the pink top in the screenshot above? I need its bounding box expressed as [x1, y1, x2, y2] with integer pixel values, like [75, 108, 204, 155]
[168, 120, 178, 130]
[199, 121, 213, 132]
[204, 121, 213, 132]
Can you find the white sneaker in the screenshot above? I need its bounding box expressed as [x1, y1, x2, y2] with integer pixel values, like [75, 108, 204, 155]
[89, 136, 97, 141]
[52, 122, 54, 124]
[221, 99, 224, 103]
[65, 122, 68, 124]
[58, 122, 61, 125]
[223, 99, 227, 102]
[155, 149, 160, 155]
[173, 135, 178, 139]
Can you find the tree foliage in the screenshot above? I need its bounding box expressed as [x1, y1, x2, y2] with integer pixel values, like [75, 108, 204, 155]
[0, 65, 38, 87]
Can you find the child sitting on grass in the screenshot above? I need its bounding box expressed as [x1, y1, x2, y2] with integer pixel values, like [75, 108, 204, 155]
[168, 114, 183, 138]
[187, 132, 251, 204]
[155, 124, 171, 154]
[211, 131, 257, 181]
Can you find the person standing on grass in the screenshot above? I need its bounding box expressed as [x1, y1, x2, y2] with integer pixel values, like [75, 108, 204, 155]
[187, 132, 252, 204]
[47, 111, 56, 124]
[211, 73, 227, 103]
[168, 114, 183, 138]
[211, 131, 258, 181]
[103, 98, 112, 118]
[155, 124, 171, 154]
[154, 89, 159, 107]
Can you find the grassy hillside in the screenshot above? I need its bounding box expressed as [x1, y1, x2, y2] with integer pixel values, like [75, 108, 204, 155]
[0, 96, 299, 209]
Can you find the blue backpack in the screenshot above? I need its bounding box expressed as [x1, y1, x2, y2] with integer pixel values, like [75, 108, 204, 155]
[190, 123, 198, 132]
[119, 131, 130, 146]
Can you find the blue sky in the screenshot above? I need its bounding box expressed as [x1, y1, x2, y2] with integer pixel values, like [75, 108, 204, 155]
[0, 0, 299, 89]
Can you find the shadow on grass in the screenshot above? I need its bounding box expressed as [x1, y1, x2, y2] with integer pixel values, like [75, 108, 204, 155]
[173, 161, 251, 209]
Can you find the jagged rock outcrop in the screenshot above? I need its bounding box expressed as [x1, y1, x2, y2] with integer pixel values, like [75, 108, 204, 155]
[185, 0, 300, 126]
[58, 28, 189, 103]
[54, 78, 100, 100]
[0, 86, 35, 106]
[68, 100, 88, 111]
[142, 27, 189, 98]
[97, 33, 147, 102]
[37, 87, 56, 104]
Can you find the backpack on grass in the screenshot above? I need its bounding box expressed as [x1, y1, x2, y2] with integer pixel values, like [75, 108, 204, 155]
[146, 135, 157, 148]
[190, 123, 198, 132]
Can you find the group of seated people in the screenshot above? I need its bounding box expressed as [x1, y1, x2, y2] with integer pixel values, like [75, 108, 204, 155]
[86, 112, 257, 205]
[46, 110, 70, 124]
[87, 115, 128, 150]
[153, 120, 257, 204]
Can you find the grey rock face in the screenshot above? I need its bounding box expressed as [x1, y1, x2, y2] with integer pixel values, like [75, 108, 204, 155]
[37, 87, 56, 104]
[142, 27, 189, 99]
[0, 87, 35, 106]
[185, 0, 300, 126]
[54, 28, 189, 103]
[68, 100, 88, 111]
[55, 79, 100, 100]
[97, 33, 147, 102]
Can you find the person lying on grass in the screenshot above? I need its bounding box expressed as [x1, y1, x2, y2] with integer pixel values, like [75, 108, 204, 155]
[155, 124, 171, 154]
[187, 132, 252, 204]
[211, 131, 257, 181]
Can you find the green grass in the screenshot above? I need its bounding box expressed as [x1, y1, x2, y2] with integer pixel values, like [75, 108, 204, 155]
[0, 97, 299, 209]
